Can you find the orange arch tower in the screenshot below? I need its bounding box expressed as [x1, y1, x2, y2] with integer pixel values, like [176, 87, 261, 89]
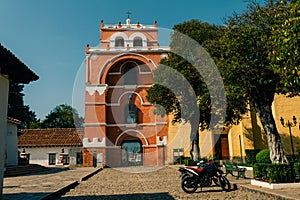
[83, 18, 169, 167]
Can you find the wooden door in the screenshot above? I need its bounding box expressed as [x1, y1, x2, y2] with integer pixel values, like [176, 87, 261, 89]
[214, 134, 229, 160]
[220, 135, 229, 159]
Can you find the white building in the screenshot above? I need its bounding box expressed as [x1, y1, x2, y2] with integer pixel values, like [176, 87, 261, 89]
[0, 43, 38, 198]
[6, 117, 21, 166]
[18, 128, 83, 167]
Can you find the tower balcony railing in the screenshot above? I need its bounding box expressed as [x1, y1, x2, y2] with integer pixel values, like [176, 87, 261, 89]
[88, 46, 170, 53]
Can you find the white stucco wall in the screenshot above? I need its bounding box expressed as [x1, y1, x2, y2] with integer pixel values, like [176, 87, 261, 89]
[0, 74, 9, 197]
[6, 121, 18, 166]
[18, 147, 82, 167]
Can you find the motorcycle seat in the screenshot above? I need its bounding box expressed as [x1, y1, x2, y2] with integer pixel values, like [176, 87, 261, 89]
[186, 166, 204, 174]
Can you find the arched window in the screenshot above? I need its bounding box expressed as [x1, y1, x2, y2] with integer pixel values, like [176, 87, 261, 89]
[133, 37, 143, 47]
[124, 64, 137, 85]
[115, 37, 124, 48]
[125, 95, 138, 124]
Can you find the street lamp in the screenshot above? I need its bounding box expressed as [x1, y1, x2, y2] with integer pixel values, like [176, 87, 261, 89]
[280, 116, 296, 161]
[280, 116, 297, 182]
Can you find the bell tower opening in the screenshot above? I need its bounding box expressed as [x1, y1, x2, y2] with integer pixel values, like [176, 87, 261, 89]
[124, 63, 137, 85]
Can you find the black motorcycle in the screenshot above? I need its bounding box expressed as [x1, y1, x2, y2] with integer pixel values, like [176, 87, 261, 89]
[179, 160, 230, 193]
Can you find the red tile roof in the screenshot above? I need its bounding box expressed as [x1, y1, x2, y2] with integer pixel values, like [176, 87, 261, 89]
[0, 43, 39, 84]
[18, 128, 83, 147]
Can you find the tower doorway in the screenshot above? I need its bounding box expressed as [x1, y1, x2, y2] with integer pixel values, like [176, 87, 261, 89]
[121, 137, 143, 166]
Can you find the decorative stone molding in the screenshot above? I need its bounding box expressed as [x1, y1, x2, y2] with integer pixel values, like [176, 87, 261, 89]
[86, 84, 108, 96]
[156, 136, 167, 146]
[83, 137, 106, 148]
[156, 122, 168, 125]
[125, 123, 137, 128]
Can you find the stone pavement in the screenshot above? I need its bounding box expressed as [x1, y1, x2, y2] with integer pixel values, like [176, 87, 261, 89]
[3, 165, 300, 200]
[56, 165, 300, 200]
[2, 167, 100, 200]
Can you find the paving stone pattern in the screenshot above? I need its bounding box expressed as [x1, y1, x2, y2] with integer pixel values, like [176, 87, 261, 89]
[3, 167, 97, 200]
[57, 166, 275, 200]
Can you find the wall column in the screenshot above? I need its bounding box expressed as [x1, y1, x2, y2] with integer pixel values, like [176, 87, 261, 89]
[0, 74, 9, 199]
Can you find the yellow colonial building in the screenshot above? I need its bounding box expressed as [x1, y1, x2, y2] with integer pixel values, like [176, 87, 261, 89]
[166, 94, 300, 163]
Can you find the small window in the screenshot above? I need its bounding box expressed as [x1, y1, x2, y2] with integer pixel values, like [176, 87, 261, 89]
[133, 37, 143, 47]
[115, 37, 124, 47]
[76, 152, 83, 165]
[63, 155, 70, 165]
[49, 153, 56, 165]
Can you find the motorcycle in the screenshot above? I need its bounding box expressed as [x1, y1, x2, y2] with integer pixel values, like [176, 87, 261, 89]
[178, 160, 230, 193]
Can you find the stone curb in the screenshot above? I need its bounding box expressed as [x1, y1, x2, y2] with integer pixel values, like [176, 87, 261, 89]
[40, 181, 79, 200]
[80, 167, 102, 182]
[237, 184, 296, 200]
[41, 167, 102, 200]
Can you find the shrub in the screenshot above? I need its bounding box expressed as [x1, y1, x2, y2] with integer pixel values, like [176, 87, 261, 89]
[294, 162, 300, 179]
[256, 149, 271, 163]
[285, 155, 295, 163]
[245, 149, 261, 164]
[174, 156, 184, 164]
[200, 157, 208, 163]
[297, 146, 300, 160]
[183, 158, 196, 166]
[267, 164, 292, 183]
[253, 163, 270, 181]
[254, 163, 295, 183]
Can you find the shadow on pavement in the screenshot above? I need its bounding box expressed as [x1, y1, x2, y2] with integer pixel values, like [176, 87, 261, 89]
[193, 183, 238, 193]
[57, 192, 175, 200]
[20, 167, 70, 177]
[3, 192, 52, 200]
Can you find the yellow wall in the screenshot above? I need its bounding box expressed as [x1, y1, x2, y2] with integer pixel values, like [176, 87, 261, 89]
[167, 115, 216, 163]
[273, 94, 300, 155]
[167, 94, 300, 163]
[229, 94, 300, 160]
[166, 118, 191, 163]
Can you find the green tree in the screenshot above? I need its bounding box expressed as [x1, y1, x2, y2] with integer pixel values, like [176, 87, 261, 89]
[269, 0, 300, 95]
[211, 0, 300, 163]
[40, 104, 84, 128]
[148, 1, 300, 163]
[147, 20, 230, 160]
[8, 81, 38, 128]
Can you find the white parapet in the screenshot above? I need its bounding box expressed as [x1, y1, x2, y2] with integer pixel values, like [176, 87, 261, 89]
[86, 84, 108, 96]
[83, 137, 106, 148]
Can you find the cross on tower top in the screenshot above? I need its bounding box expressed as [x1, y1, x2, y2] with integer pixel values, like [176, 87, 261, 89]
[126, 11, 131, 19]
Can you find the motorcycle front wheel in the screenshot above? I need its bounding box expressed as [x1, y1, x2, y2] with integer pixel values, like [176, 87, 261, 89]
[212, 175, 219, 186]
[218, 175, 231, 191]
[181, 176, 197, 193]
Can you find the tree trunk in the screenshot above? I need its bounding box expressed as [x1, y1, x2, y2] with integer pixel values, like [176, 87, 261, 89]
[190, 118, 200, 161]
[252, 87, 288, 163]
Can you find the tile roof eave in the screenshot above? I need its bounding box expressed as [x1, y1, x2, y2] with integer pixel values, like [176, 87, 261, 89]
[18, 144, 83, 148]
[0, 43, 39, 84]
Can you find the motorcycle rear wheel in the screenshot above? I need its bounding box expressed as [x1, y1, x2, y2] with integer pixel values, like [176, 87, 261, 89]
[181, 176, 197, 193]
[181, 173, 190, 180]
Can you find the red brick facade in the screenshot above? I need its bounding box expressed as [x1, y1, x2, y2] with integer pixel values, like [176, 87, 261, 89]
[83, 19, 169, 167]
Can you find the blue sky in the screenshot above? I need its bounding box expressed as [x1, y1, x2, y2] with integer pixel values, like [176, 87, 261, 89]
[0, 0, 252, 120]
